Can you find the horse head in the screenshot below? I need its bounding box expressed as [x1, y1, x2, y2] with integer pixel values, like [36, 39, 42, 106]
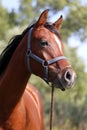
[27, 9, 76, 91]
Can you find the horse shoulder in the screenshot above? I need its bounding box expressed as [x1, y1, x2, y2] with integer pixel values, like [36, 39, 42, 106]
[23, 83, 44, 130]
[0, 98, 26, 130]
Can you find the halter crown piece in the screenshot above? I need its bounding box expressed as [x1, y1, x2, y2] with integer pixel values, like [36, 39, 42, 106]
[27, 27, 66, 84]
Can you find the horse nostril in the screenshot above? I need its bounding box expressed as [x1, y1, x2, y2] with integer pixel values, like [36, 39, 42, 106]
[64, 70, 72, 81]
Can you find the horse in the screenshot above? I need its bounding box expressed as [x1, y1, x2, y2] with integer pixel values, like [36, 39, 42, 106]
[0, 9, 76, 130]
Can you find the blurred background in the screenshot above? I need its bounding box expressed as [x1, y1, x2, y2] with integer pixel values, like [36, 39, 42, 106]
[0, 0, 87, 129]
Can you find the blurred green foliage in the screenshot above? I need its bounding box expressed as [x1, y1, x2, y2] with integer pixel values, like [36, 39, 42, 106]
[18, 0, 87, 41]
[0, 4, 9, 40]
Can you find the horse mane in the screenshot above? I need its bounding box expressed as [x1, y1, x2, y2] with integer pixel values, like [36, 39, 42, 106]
[0, 22, 59, 75]
[0, 24, 34, 75]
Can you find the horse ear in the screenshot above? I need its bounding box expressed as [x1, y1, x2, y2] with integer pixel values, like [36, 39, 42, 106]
[53, 15, 63, 30]
[36, 9, 49, 26]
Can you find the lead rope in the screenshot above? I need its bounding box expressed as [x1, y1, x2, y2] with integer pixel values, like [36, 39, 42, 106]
[50, 85, 54, 130]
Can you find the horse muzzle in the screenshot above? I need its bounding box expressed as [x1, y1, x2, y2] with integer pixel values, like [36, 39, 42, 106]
[52, 68, 76, 91]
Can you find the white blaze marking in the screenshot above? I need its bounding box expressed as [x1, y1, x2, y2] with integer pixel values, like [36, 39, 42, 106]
[53, 34, 62, 53]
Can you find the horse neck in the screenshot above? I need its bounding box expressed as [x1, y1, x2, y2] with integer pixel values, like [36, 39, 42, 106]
[0, 32, 31, 113]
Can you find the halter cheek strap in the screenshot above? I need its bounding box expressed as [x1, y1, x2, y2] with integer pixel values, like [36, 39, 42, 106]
[27, 27, 66, 84]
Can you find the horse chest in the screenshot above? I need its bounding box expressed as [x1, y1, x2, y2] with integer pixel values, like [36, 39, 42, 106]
[0, 99, 26, 130]
[0, 86, 44, 130]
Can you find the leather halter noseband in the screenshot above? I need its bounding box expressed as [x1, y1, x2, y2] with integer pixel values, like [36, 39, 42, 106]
[27, 27, 66, 84]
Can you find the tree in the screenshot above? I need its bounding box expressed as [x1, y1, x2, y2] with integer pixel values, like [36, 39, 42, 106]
[8, 9, 18, 27]
[0, 2, 18, 40]
[18, 0, 87, 41]
[0, 3, 9, 40]
[18, 0, 36, 25]
[62, 4, 87, 41]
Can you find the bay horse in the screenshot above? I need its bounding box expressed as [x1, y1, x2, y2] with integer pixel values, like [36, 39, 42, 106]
[0, 9, 76, 130]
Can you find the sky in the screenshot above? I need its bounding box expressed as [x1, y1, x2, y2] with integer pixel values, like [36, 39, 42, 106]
[1, 0, 19, 12]
[1, 0, 87, 11]
[1, 0, 87, 71]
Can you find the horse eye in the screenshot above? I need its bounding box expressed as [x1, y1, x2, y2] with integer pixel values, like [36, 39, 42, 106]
[40, 40, 48, 46]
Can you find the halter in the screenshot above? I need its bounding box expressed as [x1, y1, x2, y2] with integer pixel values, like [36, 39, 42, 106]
[27, 27, 66, 84]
